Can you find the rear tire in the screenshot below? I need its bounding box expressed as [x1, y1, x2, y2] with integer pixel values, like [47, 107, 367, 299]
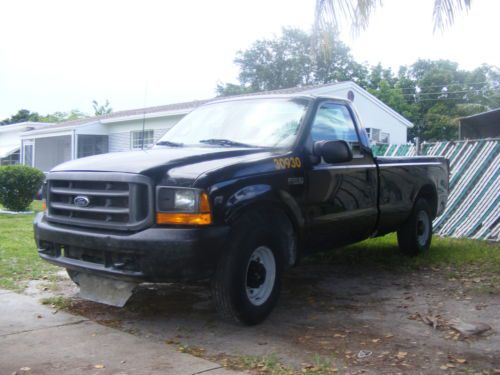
[397, 198, 433, 256]
[211, 210, 286, 325]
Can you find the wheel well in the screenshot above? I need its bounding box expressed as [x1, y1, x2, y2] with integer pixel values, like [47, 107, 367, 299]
[417, 185, 438, 219]
[229, 203, 299, 268]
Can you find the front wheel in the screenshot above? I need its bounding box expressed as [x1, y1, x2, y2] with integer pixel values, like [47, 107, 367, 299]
[211, 212, 285, 325]
[397, 198, 433, 256]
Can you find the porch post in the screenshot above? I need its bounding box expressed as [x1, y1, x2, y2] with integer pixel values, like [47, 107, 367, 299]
[72, 130, 77, 160]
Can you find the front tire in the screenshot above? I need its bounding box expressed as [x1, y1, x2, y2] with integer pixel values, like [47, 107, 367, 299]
[211, 211, 286, 325]
[397, 198, 433, 256]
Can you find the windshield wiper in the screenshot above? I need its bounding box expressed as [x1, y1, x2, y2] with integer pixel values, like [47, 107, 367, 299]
[156, 140, 183, 147]
[198, 138, 255, 148]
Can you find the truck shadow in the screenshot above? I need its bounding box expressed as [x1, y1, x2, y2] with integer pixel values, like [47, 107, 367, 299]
[69, 241, 412, 321]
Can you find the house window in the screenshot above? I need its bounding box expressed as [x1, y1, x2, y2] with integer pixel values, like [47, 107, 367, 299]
[366, 127, 381, 142]
[0, 150, 20, 166]
[131, 130, 154, 150]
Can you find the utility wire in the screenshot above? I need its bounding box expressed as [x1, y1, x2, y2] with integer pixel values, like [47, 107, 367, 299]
[368, 83, 499, 95]
[398, 80, 494, 90]
[393, 88, 500, 98]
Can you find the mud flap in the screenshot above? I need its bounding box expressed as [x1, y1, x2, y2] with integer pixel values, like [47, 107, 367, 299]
[76, 273, 138, 307]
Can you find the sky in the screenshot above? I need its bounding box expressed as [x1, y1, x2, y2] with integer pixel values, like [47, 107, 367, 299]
[0, 0, 498, 120]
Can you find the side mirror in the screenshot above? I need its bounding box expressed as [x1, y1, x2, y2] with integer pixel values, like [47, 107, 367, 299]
[313, 140, 353, 164]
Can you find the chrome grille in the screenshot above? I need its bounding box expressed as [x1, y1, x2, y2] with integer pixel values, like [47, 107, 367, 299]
[46, 172, 154, 231]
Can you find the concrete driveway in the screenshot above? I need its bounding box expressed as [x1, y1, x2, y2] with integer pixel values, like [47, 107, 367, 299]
[0, 290, 242, 375]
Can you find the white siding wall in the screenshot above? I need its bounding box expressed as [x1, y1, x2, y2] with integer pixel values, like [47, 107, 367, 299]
[154, 128, 169, 142]
[109, 132, 131, 153]
[76, 122, 108, 135]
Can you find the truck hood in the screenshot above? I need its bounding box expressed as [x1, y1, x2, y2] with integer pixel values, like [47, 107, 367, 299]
[51, 147, 272, 175]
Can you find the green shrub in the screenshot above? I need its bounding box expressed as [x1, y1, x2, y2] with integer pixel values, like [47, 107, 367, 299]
[0, 165, 45, 211]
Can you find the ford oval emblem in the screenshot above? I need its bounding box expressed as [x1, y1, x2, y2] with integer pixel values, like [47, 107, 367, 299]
[74, 195, 90, 207]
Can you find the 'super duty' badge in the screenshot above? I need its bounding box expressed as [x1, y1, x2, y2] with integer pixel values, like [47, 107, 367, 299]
[74, 195, 90, 207]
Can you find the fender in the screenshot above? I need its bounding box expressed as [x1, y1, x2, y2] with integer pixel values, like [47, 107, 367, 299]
[216, 183, 305, 238]
[409, 167, 444, 218]
[215, 183, 304, 267]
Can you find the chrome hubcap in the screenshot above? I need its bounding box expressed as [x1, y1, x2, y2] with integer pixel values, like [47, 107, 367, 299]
[245, 246, 276, 306]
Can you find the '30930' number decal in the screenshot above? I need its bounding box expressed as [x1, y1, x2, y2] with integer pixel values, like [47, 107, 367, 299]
[273, 157, 302, 170]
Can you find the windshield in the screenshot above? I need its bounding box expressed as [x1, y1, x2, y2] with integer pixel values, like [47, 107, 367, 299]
[157, 98, 309, 148]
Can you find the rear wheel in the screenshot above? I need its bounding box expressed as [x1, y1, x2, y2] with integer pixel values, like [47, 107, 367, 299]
[211, 211, 286, 325]
[397, 198, 433, 256]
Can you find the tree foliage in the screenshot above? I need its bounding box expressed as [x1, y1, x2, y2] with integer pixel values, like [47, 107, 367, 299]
[229, 28, 314, 92]
[217, 28, 500, 142]
[0, 109, 40, 125]
[217, 28, 364, 95]
[92, 99, 113, 116]
[39, 109, 87, 123]
[1, 109, 87, 125]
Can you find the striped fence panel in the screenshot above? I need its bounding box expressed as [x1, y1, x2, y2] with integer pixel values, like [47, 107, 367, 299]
[372, 139, 499, 241]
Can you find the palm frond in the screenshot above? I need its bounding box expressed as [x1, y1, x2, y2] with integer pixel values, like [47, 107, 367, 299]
[314, 0, 380, 35]
[433, 0, 471, 32]
[314, 0, 472, 36]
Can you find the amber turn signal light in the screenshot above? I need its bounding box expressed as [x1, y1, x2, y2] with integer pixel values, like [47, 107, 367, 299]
[199, 191, 210, 213]
[156, 212, 212, 225]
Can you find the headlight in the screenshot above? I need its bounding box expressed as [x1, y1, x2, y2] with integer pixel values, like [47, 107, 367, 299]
[174, 189, 196, 211]
[156, 187, 211, 225]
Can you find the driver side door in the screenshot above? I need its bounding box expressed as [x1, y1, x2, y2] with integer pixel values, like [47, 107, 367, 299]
[305, 101, 378, 250]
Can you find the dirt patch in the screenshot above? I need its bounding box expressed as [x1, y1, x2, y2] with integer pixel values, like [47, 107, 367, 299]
[34, 263, 500, 374]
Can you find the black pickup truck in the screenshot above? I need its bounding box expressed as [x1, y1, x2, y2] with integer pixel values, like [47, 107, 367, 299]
[34, 95, 449, 324]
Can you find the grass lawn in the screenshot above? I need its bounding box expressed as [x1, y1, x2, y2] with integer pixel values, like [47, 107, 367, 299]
[312, 233, 500, 274]
[0, 201, 498, 292]
[0, 200, 58, 291]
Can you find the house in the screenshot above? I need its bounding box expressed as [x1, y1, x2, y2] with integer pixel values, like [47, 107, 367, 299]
[19, 101, 203, 172]
[459, 108, 500, 140]
[0, 122, 53, 166]
[18, 81, 413, 172]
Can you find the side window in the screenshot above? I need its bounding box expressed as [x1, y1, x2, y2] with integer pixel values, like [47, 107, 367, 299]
[311, 102, 361, 154]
